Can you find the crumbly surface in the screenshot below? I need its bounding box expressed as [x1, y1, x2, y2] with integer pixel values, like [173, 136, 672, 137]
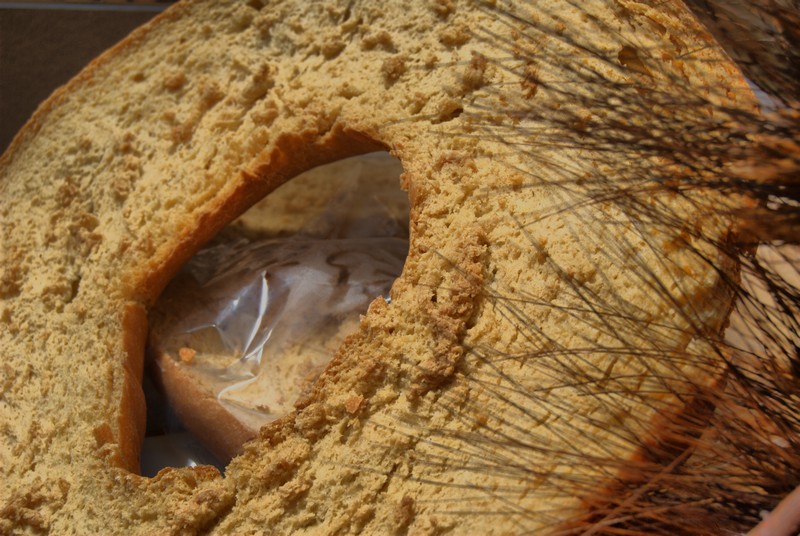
[0, 0, 753, 534]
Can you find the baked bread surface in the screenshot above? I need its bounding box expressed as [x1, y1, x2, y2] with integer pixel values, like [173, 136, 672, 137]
[0, 0, 753, 533]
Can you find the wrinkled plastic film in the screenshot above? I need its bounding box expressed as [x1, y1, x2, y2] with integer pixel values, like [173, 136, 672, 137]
[152, 153, 409, 430]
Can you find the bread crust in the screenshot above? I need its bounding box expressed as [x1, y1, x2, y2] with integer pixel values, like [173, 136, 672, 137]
[154, 351, 257, 462]
[0, 0, 757, 533]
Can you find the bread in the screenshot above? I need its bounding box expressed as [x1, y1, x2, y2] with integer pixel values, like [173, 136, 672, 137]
[0, 0, 758, 534]
[148, 153, 408, 462]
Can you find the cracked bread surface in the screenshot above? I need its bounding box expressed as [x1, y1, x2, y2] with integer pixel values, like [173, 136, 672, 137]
[0, 0, 754, 534]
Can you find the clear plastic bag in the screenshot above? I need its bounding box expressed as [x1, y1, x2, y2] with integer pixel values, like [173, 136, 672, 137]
[158, 235, 407, 427]
[150, 153, 408, 432]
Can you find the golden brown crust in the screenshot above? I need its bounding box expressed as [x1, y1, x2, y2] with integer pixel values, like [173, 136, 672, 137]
[117, 304, 149, 472]
[153, 351, 257, 462]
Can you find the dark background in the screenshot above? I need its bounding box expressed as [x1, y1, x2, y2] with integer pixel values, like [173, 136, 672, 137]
[1, 2, 173, 153]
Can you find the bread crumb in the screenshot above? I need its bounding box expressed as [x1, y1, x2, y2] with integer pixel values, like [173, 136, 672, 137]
[344, 395, 364, 414]
[461, 52, 487, 90]
[382, 55, 407, 83]
[425, 53, 439, 69]
[361, 30, 394, 51]
[163, 71, 186, 92]
[395, 495, 415, 529]
[179, 347, 197, 364]
[321, 38, 346, 59]
[438, 23, 470, 47]
[200, 81, 224, 109]
[432, 0, 455, 18]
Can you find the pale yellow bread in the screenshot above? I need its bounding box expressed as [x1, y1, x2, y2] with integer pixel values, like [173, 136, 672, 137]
[0, 0, 754, 534]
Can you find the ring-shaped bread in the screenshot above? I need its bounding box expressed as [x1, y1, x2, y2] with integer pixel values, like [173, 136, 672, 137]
[0, 0, 755, 533]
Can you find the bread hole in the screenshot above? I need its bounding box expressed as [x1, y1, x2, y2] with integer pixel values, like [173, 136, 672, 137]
[433, 102, 463, 124]
[140, 152, 408, 475]
[340, 1, 353, 23]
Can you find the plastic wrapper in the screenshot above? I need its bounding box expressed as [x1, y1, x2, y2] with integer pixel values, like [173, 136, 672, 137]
[148, 153, 408, 436]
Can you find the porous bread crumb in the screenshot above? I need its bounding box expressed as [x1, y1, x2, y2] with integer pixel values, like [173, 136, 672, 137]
[0, 0, 754, 534]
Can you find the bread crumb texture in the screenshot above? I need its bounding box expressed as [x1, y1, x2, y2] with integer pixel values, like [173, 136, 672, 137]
[0, 0, 752, 534]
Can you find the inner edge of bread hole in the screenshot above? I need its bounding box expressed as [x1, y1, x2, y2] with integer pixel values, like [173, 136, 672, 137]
[140, 151, 408, 476]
